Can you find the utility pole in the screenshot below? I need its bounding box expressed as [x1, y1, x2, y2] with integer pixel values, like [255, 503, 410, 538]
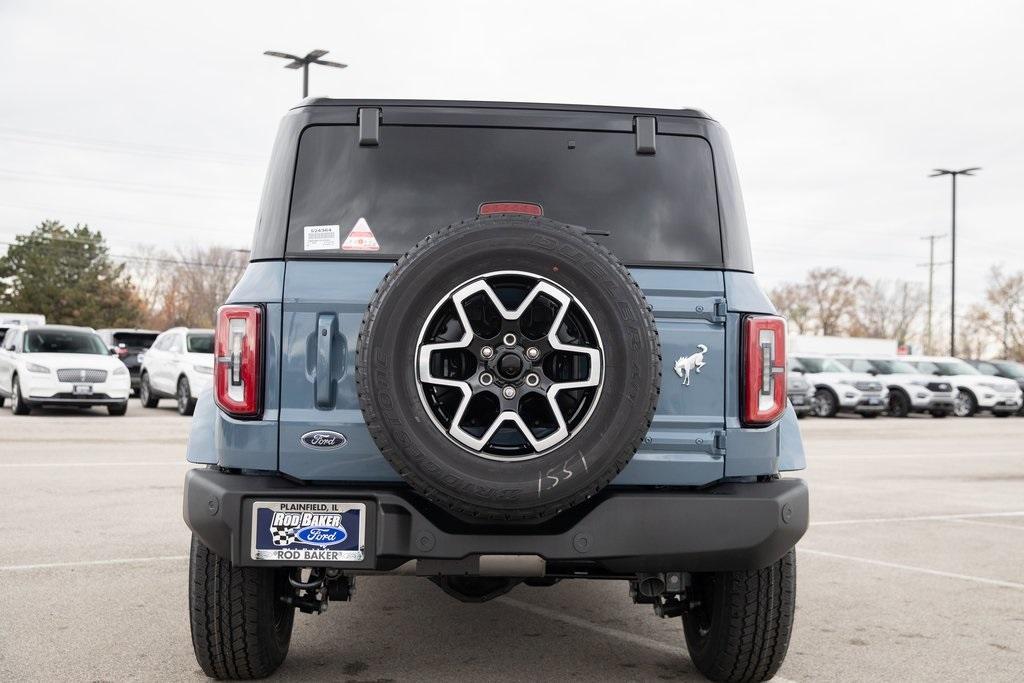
[917, 233, 948, 354]
[929, 167, 980, 356]
[264, 49, 347, 98]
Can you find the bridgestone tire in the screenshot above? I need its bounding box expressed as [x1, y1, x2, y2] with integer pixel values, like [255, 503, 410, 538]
[682, 549, 797, 683]
[189, 536, 294, 680]
[357, 215, 661, 522]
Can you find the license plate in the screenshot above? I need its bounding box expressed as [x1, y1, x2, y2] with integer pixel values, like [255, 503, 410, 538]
[251, 501, 366, 562]
[868, 398, 880, 405]
[73, 385, 92, 395]
[790, 396, 805, 405]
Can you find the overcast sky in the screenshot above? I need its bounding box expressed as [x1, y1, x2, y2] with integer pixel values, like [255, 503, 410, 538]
[1, 0, 1022, 308]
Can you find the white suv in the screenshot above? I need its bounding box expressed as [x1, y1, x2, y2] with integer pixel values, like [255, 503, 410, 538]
[834, 356, 956, 418]
[0, 325, 131, 415]
[139, 327, 215, 415]
[903, 355, 1023, 417]
[790, 354, 888, 418]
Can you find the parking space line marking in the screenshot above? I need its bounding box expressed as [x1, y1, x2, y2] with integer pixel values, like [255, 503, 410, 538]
[951, 519, 1024, 532]
[1, 555, 188, 572]
[810, 511, 1024, 526]
[798, 548, 1024, 590]
[499, 597, 798, 683]
[0, 461, 185, 468]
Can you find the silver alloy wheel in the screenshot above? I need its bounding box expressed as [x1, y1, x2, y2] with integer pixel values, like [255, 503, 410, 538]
[12, 380, 20, 412]
[415, 270, 604, 461]
[813, 389, 836, 417]
[954, 389, 972, 417]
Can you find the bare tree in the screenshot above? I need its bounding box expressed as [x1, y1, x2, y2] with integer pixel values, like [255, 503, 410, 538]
[768, 282, 813, 334]
[804, 267, 864, 336]
[850, 279, 926, 345]
[984, 266, 1024, 360]
[128, 245, 247, 329]
[957, 303, 999, 359]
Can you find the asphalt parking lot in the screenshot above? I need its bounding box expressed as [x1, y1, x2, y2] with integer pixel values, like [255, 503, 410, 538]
[1, 405, 1023, 682]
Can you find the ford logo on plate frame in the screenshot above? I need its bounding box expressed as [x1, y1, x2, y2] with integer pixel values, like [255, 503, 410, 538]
[300, 430, 348, 451]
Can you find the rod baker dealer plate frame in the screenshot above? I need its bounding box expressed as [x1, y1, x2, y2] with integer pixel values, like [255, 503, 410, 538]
[249, 500, 368, 563]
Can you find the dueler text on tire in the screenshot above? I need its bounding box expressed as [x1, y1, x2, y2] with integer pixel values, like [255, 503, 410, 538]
[356, 215, 661, 522]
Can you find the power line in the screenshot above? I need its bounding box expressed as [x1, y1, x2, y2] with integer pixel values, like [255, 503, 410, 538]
[0, 168, 255, 202]
[0, 201, 249, 236]
[0, 126, 264, 166]
[0, 238, 247, 271]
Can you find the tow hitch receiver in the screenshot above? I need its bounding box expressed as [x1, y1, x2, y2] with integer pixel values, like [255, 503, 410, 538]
[630, 571, 690, 619]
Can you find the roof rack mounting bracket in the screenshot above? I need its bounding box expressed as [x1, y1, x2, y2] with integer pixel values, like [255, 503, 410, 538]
[358, 107, 382, 146]
[634, 116, 656, 155]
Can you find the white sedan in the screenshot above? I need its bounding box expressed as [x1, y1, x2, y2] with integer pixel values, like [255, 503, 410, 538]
[0, 325, 131, 415]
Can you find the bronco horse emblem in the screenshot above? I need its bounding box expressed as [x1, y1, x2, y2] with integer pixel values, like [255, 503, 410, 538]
[673, 344, 708, 386]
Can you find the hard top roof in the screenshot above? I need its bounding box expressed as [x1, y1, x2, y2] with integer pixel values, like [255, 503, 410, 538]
[294, 98, 712, 120]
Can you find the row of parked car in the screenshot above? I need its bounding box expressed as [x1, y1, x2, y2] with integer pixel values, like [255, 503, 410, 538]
[0, 323, 213, 416]
[786, 353, 1024, 419]
[2, 322, 1022, 420]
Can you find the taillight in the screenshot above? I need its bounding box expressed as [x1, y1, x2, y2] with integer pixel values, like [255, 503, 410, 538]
[742, 315, 787, 426]
[215, 304, 263, 418]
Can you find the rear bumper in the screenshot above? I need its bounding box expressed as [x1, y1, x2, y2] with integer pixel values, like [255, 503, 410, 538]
[184, 468, 809, 574]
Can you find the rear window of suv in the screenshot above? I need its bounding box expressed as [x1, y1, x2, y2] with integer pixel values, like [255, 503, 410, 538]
[286, 125, 722, 267]
[112, 332, 158, 349]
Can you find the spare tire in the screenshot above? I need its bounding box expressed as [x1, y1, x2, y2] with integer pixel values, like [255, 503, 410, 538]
[356, 215, 661, 522]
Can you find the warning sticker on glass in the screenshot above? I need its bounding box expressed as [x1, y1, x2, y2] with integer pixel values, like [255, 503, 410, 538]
[341, 217, 380, 252]
[303, 225, 340, 251]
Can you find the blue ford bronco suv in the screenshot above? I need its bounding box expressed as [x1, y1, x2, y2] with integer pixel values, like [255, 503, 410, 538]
[184, 100, 808, 682]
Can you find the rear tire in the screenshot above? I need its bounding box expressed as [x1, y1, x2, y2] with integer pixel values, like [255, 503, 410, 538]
[682, 549, 796, 683]
[140, 373, 159, 408]
[107, 401, 128, 416]
[813, 388, 838, 417]
[930, 410, 949, 418]
[189, 536, 294, 680]
[993, 411, 1012, 418]
[11, 377, 31, 415]
[177, 376, 197, 416]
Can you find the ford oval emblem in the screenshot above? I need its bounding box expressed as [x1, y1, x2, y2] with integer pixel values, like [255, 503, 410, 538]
[295, 525, 347, 546]
[300, 430, 348, 450]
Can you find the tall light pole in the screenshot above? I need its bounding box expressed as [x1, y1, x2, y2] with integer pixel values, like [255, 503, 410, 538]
[929, 167, 980, 356]
[264, 49, 347, 98]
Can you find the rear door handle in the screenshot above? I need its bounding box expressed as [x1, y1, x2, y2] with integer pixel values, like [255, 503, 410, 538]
[315, 313, 337, 408]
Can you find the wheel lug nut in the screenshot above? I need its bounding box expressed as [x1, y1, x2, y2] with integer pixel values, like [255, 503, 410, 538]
[525, 373, 539, 387]
[526, 347, 540, 360]
[503, 333, 517, 346]
[481, 346, 494, 359]
[502, 386, 516, 399]
[479, 372, 493, 386]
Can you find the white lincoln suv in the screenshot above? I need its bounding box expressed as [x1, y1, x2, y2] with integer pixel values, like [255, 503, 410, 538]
[138, 327, 215, 415]
[0, 325, 131, 415]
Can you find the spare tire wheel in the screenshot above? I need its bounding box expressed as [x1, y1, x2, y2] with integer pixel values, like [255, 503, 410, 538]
[356, 215, 661, 522]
